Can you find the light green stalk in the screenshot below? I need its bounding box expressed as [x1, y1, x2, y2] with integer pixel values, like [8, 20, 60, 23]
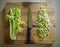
[10, 20, 13, 40]
[12, 19, 16, 40]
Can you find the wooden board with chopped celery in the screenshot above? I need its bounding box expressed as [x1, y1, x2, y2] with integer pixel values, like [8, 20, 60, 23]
[30, 5, 51, 42]
[30, 5, 55, 44]
[6, 8, 25, 40]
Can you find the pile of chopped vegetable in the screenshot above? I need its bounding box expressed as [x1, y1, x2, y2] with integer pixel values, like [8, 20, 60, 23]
[38, 5, 50, 40]
[6, 8, 25, 40]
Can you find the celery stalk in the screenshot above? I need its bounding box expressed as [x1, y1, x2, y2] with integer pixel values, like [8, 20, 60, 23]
[10, 20, 13, 40]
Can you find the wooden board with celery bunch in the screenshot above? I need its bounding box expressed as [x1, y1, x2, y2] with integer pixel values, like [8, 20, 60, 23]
[6, 8, 25, 40]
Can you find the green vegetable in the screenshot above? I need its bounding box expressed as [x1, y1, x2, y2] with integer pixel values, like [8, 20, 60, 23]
[37, 5, 50, 40]
[6, 8, 25, 40]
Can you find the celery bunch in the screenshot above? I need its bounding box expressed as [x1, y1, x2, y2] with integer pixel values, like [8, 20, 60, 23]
[6, 8, 25, 40]
[38, 5, 50, 40]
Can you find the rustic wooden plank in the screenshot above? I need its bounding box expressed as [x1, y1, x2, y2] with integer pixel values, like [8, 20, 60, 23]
[3, 44, 52, 47]
[31, 28, 55, 44]
[14, 28, 27, 44]
[30, 3, 54, 13]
